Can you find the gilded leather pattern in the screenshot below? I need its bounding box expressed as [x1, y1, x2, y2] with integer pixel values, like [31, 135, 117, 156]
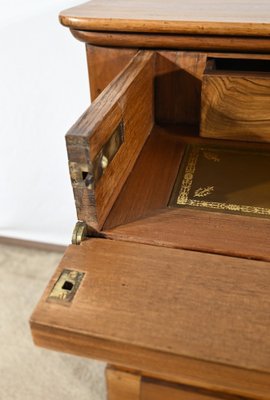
[172, 144, 270, 217]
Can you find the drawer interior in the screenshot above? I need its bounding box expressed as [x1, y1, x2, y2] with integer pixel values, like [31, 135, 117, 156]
[103, 124, 270, 261]
[66, 50, 270, 261]
[205, 57, 270, 73]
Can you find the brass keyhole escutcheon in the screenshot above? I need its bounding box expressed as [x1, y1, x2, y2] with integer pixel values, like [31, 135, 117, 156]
[48, 269, 85, 304]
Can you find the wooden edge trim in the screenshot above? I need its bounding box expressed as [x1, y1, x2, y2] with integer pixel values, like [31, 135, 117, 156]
[59, 14, 270, 38]
[30, 322, 270, 399]
[0, 236, 66, 253]
[103, 226, 270, 263]
[70, 30, 270, 53]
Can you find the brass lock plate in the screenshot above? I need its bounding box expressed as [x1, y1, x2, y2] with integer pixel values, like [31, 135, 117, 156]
[47, 269, 85, 304]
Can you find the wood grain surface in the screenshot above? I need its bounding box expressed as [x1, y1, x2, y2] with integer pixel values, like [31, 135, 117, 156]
[86, 45, 137, 101]
[59, 0, 270, 37]
[103, 127, 185, 229]
[103, 124, 270, 261]
[107, 367, 141, 400]
[155, 52, 206, 124]
[67, 48, 270, 231]
[72, 30, 270, 53]
[201, 72, 270, 142]
[104, 207, 270, 261]
[66, 51, 154, 229]
[141, 378, 224, 400]
[94, 51, 154, 227]
[106, 368, 230, 400]
[31, 239, 270, 398]
[34, 5, 270, 400]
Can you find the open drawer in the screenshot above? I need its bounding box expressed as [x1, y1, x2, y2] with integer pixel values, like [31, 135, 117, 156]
[30, 238, 270, 398]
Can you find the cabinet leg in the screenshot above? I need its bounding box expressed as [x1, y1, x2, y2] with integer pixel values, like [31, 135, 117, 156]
[106, 365, 141, 400]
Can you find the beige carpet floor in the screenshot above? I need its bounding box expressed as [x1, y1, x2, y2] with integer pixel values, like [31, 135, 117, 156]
[0, 243, 106, 400]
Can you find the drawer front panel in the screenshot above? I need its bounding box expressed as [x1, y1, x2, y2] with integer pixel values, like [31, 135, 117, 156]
[200, 57, 270, 142]
[66, 50, 155, 230]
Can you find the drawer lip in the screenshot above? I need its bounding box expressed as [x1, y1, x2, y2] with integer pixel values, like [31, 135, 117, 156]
[204, 70, 270, 77]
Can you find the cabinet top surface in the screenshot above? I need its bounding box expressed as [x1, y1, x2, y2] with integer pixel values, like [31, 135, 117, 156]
[59, 0, 270, 37]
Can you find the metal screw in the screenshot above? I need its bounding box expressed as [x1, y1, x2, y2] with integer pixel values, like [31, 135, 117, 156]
[101, 155, 108, 170]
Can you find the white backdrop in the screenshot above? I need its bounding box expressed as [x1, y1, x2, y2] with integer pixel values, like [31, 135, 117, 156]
[0, 1, 90, 245]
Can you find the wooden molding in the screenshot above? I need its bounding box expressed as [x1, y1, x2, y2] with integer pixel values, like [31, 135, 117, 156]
[72, 30, 270, 53]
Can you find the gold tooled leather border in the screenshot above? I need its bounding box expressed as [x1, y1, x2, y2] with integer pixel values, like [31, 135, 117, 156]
[169, 144, 270, 217]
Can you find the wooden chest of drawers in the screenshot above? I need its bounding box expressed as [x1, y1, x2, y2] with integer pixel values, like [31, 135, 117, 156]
[30, 1, 270, 399]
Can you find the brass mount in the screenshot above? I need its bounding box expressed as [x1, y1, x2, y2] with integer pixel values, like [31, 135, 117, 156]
[72, 221, 89, 245]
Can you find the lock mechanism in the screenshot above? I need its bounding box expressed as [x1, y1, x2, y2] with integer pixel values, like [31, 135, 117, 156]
[47, 269, 85, 304]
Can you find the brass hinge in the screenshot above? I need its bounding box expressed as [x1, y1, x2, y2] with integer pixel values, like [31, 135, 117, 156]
[72, 221, 90, 245]
[71, 221, 103, 245]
